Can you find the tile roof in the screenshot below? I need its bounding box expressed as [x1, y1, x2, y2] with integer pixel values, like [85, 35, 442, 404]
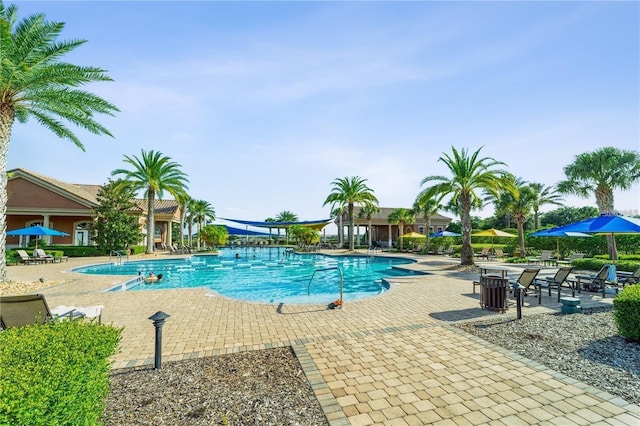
[9, 168, 177, 215]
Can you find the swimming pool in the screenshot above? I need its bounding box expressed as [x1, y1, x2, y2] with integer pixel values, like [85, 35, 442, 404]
[74, 247, 425, 304]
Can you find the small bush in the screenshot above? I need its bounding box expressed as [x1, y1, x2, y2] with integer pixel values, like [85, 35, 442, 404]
[613, 284, 640, 341]
[0, 320, 121, 425]
[573, 258, 640, 273]
[47, 245, 107, 257]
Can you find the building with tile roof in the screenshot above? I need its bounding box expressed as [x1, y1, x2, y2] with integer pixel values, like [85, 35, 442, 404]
[6, 168, 181, 250]
[336, 206, 452, 247]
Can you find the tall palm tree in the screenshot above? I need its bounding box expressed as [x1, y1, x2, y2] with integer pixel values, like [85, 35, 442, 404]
[387, 208, 415, 252]
[420, 147, 515, 266]
[331, 206, 344, 247]
[0, 2, 118, 280]
[112, 150, 189, 254]
[358, 204, 380, 248]
[529, 182, 563, 229]
[557, 146, 640, 259]
[275, 210, 298, 244]
[190, 199, 215, 249]
[496, 177, 535, 257]
[414, 192, 443, 254]
[323, 176, 379, 251]
[177, 194, 192, 247]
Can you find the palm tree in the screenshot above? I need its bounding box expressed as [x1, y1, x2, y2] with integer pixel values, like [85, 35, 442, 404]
[190, 199, 215, 249]
[0, 3, 118, 280]
[331, 206, 344, 247]
[414, 192, 443, 254]
[420, 147, 515, 266]
[112, 150, 189, 254]
[323, 176, 379, 251]
[529, 183, 563, 229]
[177, 194, 192, 247]
[496, 177, 535, 257]
[557, 147, 640, 259]
[358, 204, 380, 248]
[275, 210, 298, 244]
[387, 208, 415, 252]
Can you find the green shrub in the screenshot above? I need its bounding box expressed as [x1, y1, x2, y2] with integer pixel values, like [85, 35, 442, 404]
[572, 258, 640, 273]
[129, 245, 146, 255]
[0, 320, 121, 425]
[613, 284, 640, 342]
[47, 246, 107, 257]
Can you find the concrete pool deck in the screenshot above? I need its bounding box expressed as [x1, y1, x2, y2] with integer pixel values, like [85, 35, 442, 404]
[5, 252, 640, 425]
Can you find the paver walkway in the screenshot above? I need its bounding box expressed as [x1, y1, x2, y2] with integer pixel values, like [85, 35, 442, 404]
[6, 252, 640, 425]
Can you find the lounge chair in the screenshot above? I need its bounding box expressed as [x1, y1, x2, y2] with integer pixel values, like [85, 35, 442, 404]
[475, 247, 490, 260]
[0, 294, 103, 328]
[528, 250, 556, 266]
[535, 266, 574, 302]
[556, 253, 584, 267]
[488, 248, 506, 261]
[16, 249, 42, 265]
[569, 265, 610, 295]
[34, 248, 56, 264]
[509, 268, 541, 305]
[617, 266, 640, 288]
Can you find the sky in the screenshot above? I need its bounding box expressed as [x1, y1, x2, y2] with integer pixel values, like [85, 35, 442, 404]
[7, 1, 640, 234]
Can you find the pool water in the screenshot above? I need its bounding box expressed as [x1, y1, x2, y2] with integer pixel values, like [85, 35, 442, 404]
[75, 247, 425, 304]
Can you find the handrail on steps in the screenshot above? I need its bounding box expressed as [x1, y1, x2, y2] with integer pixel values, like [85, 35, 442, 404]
[109, 250, 129, 265]
[307, 266, 343, 309]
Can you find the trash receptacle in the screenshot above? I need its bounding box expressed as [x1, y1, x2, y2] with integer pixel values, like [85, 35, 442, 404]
[480, 275, 509, 312]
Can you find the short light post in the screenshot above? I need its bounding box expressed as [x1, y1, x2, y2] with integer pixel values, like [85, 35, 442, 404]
[148, 311, 170, 369]
[512, 282, 522, 320]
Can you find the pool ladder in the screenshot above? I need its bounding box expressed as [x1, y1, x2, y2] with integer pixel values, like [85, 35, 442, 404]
[307, 266, 343, 309]
[110, 250, 129, 266]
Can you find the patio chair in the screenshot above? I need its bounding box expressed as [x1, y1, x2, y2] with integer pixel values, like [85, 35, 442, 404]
[509, 268, 541, 305]
[488, 248, 506, 261]
[16, 249, 42, 265]
[535, 266, 574, 302]
[568, 265, 610, 295]
[34, 248, 56, 264]
[475, 247, 490, 260]
[617, 266, 640, 288]
[556, 253, 584, 267]
[0, 294, 103, 329]
[529, 250, 556, 266]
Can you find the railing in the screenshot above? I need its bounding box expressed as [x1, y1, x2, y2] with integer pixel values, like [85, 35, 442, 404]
[307, 266, 343, 309]
[110, 250, 129, 265]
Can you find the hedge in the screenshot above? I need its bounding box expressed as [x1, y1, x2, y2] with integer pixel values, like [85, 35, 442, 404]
[0, 320, 121, 425]
[613, 284, 640, 341]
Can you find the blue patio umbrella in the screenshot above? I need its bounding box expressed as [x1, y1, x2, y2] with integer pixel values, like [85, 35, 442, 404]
[530, 229, 592, 256]
[541, 215, 640, 261]
[7, 225, 69, 250]
[547, 214, 640, 234]
[430, 230, 461, 237]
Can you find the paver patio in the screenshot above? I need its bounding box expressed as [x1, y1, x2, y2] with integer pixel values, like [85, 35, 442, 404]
[6, 252, 640, 425]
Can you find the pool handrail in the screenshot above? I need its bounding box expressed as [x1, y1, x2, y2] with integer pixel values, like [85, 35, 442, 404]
[308, 266, 343, 309]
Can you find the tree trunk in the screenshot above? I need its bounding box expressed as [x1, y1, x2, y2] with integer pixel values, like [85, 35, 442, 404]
[180, 208, 186, 247]
[426, 217, 432, 253]
[348, 203, 354, 251]
[460, 197, 474, 266]
[595, 186, 617, 260]
[0, 105, 15, 282]
[146, 188, 155, 254]
[516, 219, 526, 258]
[368, 218, 373, 248]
